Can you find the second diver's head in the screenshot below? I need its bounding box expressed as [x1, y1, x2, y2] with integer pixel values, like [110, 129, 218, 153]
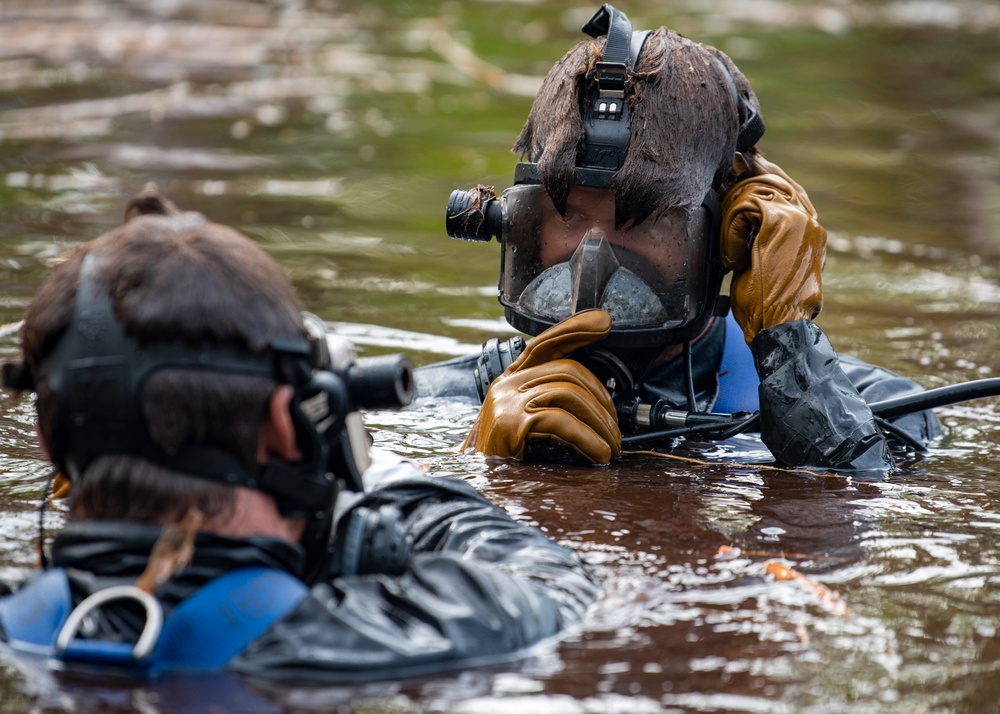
[446, 3, 765, 351]
[4, 190, 375, 579]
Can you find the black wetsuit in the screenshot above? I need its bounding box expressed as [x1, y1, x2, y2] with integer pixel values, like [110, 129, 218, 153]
[0, 453, 598, 682]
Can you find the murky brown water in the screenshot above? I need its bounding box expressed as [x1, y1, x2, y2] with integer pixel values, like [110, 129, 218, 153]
[1, 1, 999, 711]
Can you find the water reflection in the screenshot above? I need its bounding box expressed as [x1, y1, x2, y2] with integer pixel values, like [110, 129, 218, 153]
[1, 0, 999, 711]
[365, 391, 1000, 708]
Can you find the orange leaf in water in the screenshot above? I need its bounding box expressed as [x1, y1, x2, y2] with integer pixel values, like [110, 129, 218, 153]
[763, 560, 798, 581]
[763, 559, 851, 618]
[715, 544, 742, 559]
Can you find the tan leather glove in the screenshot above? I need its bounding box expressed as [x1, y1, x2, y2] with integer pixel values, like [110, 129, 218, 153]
[460, 309, 621, 464]
[720, 156, 826, 345]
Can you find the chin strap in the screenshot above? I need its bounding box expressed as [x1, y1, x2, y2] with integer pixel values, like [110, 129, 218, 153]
[710, 55, 766, 154]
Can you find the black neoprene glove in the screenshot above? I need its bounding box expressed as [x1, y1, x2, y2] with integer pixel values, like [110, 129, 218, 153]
[752, 319, 890, 471]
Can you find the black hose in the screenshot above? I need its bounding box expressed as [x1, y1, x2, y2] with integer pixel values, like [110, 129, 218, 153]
[868, 378, 1000, 419]
[713, 412, 761, 440]
[621, 412, 759, 446]
[620, 378, 1000, 449]
[683, 340, 696, 412]
[874, 416, 928, 453]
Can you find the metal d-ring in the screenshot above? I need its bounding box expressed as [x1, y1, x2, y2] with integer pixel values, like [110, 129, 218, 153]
[55, 585, 164, 660]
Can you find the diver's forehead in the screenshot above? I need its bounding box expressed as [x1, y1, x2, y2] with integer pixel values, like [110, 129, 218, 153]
[560, 185, 689, 228]
[564, 186, 614, 214]
[566, 185, 612, 203]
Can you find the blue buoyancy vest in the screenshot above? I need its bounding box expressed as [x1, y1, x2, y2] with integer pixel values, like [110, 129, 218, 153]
[0, 566, 308, 676]
[713, 313, 761, 414]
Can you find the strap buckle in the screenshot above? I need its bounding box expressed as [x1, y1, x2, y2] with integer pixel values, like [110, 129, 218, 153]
[55, 585, 164, 662]
[594, 61, 627, 99]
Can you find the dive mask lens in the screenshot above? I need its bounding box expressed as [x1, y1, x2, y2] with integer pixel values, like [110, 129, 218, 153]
[497, 185, 716, 344]
[518, 228, 669, 327]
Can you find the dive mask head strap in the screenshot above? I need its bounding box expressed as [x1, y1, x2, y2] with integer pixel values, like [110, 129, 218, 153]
[582, 3, 633, 98]
[32, 254, 337, 515]
[709, 55, 765, 154]
[579, 4, 650, 174]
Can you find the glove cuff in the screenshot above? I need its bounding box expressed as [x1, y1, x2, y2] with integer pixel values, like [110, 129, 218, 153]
[751, 320, 890, 471]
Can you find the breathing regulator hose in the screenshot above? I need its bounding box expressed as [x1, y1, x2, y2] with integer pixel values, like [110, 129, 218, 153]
[473, 331, 1000, 451]
[621, 377, 1000, 449]
[867, 378, 1000, 419]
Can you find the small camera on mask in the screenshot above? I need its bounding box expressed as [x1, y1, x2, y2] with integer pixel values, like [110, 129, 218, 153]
[303, 314, 414, 413]
[299, 314, 414, 499]
[337, 354, 414, 411]
[446, 187, 502, 243]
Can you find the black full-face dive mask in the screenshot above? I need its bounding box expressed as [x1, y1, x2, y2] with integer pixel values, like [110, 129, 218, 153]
[445, 3, 764, 350]
[469, 165, 723, 348]
[2, 254, 413, 581]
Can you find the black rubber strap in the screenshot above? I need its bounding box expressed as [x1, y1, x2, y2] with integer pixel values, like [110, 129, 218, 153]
[711, 55, 766, 153]
[582, 4, 631, 62]
[582, 4, 633, 98]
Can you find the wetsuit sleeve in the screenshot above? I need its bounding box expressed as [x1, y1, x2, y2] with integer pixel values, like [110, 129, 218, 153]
[228, 473, 598, 681]
[838, 353, 943, 447]
[413, 353, 481, 402]
[752, 318, 892, 470]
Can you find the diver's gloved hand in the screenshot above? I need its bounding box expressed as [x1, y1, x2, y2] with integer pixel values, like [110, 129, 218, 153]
[720, 156, 827, 346]
[460, 310, 621, 465]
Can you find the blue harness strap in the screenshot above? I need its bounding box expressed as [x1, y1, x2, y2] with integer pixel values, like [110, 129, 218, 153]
[713, 313, 761, 414]
[0, 568, 73, 651]
[0, 567, 308, 674]
[155, 567, 307, 670]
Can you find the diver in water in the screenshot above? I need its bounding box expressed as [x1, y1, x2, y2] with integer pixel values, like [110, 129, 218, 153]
[418, 4, 942, 470]
[0, 191, 597, 681]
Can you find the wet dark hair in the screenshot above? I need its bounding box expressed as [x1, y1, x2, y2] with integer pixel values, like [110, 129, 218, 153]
[514, 27, 762, 227]
[21, 190, 306, 522]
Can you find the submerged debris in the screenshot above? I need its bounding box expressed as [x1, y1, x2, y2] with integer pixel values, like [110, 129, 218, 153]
[762, 558, 852, 618]
[715, 544, 853, 618]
